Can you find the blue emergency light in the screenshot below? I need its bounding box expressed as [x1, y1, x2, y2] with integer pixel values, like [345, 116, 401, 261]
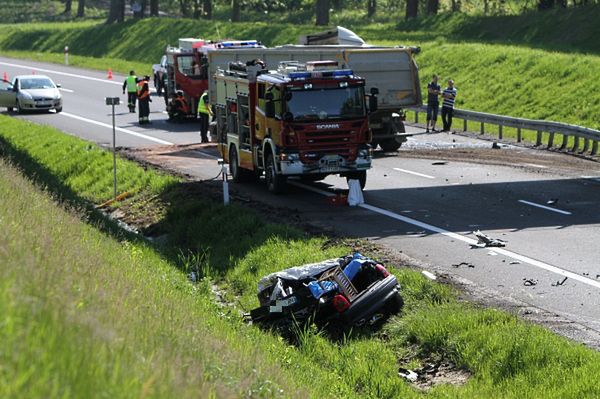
[288, 69, 354, 80]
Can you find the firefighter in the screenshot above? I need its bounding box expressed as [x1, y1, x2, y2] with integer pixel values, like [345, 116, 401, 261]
[137, 75, 152, 124]
[197, 90, 212, 143]
[122, 70, 138, 113]
[168, 90, 189, 121]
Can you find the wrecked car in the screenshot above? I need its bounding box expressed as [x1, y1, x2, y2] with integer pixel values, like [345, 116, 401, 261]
[249, 253, 403, 332]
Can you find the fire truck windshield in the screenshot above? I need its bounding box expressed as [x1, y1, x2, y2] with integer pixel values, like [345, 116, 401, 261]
[285, 86, 365, 121]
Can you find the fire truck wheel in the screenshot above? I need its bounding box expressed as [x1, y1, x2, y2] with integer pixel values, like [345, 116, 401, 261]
[265, 153, 287, 194]
[229, 146, 253, 183]
[380, 138, 402, 152]
[346, 171, 366, 190]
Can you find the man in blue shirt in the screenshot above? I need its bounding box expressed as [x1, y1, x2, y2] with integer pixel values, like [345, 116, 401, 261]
[441, 79, 457, 132]
[426, 74, 441, 133]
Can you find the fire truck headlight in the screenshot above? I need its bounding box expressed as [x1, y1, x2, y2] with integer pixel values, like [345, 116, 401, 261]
[358, 149, 370, 159]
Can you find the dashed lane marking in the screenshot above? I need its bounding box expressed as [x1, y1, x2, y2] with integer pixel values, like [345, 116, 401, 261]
[60, 112, 173, 145]
[393, 167, 435, 179]
[518, 199, 572, 215]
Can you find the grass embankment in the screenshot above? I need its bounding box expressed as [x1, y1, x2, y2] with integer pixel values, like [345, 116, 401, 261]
[3, 116, 600, 397]
[1, 9, 600, 136]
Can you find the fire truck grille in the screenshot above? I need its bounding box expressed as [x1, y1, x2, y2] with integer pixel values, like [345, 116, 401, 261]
[302, 130, 352, 146]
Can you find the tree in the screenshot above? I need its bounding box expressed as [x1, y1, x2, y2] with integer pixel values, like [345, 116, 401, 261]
[140, 0, 148, 18]
[315, 0, 330, 26]
[405, 0, 418, 19]
[367, 0, 376, 17]
[203, 0, 212, 19]
[76, 0, 85, 17]
[63, 0, 72, 14]
[150, 0, 159, 16]
[451, 0, 461, 12]
[427, 0, 439, 14]
[231, 0, 240, 21]
[106, 0, 125, 23]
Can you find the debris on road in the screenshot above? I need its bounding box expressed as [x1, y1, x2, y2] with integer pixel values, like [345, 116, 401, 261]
[431, 161, 448, 165]
[523, 278, 538, 286]
[398, 368, 419, 382]
[552, 277, 568, 287]
[492, 142, 501, 149]
[509, 261, 521, 265]
[546, 199, 559, 205]
[421, 270, 437, 280]
[249, 253, 403, 334]
[471, 230, 507, 248]
[452, 262, 475, 268]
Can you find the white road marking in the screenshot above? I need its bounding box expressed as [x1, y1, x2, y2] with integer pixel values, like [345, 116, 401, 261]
[581, 175, 600, 183]
[518, 199, 572, 215]
[58, 87, 74, 93]
[524, 163, 548, 169]
[291, 181, 600, 290]
[0, 60, 122, 86]
[393, 167, 435, 179]
[60, 112, 173, 145]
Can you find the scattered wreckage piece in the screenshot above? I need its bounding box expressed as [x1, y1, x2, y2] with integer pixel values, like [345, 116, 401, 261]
[523, 278, 538, 286]
[452, 262, 475, 268]
[249, 254, 403, 333]
[471, 230, 507, 248]
[552, 277, 568, 287]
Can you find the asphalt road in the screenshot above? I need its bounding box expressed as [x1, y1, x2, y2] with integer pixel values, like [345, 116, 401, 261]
[2, 56, 600, 346]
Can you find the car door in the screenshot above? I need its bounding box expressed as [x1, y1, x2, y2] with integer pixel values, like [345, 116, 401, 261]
[0, 79, 16, 108]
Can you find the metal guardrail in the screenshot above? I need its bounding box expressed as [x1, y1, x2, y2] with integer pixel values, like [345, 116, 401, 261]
[408, 105, 600, 156]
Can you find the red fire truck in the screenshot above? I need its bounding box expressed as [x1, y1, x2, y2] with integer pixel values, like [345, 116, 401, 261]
[162, 38, 263, 119]
[212, 60, 375, 193]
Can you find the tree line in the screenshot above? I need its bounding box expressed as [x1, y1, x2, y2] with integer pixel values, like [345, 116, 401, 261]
[59, 0, 598, 25]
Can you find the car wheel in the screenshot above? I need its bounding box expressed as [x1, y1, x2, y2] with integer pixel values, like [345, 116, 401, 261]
[7, 107, 13, 112]
[16, 101, 23, 114]
[55, 106, 63, 113]
[265, 153, 286, 194]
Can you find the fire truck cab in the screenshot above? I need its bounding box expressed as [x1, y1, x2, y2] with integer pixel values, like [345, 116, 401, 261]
[213, 60, 374, 193]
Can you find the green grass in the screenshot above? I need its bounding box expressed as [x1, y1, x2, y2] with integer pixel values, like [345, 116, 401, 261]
[4, 113, 600, 397]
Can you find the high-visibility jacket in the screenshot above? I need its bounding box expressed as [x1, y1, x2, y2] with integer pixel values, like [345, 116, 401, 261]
[198, 92, 210, 115]
[125, 75, 137, 93]
[137, 80, 150, 99]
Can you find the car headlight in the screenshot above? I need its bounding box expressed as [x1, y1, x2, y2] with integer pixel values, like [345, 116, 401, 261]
[20, 92, 33, 100]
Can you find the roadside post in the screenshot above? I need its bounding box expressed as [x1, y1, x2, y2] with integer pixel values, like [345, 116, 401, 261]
[218, 159, 230, 205]
[105, 97, 120, 200]
[64, 46, 69, 65]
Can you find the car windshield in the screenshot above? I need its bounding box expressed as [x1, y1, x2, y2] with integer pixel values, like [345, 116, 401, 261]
[286, 86, 365, 121]
[20, 78, 55, 90]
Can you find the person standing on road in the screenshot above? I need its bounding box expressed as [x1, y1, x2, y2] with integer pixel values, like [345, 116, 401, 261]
[426, 74, 441, 133]
[122, 70, 138, 113]
[197, 90, 212, 143]
[441, 79, 457, 132]
[137, 75, 152, 125]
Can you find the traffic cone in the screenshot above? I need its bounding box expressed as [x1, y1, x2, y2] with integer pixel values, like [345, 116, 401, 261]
[107, 68, 113, 80]
[2, 72, 7, 82]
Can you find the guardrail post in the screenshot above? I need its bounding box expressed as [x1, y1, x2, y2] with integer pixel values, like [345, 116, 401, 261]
[547, 132, 555, 148]
[498, 124, 503, 140]
[480, 122, 485, 135]
[560, 134, 568, 150]
[415, 111, 419, 124]
[592, 141, 599, 156]
[581, 138, 590, 154]
[536, 131, 542, 146]
[572, 136, 580, 153]
[463, 119, 467, 132]
[517, 128, 522, 142]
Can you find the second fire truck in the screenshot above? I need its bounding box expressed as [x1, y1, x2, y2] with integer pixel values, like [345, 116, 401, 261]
[212, 60, 375, 193]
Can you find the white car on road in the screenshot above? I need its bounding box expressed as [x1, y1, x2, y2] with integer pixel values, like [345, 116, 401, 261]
[0, 75, 63, 113]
